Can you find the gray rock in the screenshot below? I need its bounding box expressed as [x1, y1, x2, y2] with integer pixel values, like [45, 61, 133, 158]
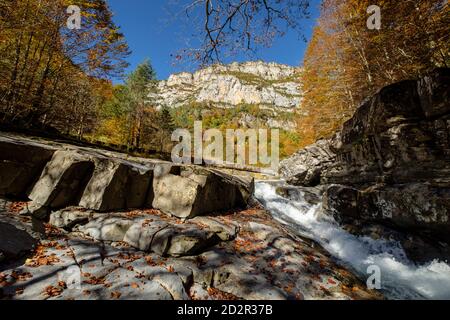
[0, 136, 56, 198]
[279, 139, 336, 186]
[28, 150, 94, 216]
[49, 208, 92, 230]
[123, 218, 168, 251]
[77, 216, 135, 242]
[165, 226, 218, 257]
[153, 272, 190, 300]
[0, 222, 38, 261]
[275, 185, 323, 205]
[78, 160, 129, 212]
[282, 69, 450, 249]
[191, 216, 239, 241]
[152, 165, 251, 219]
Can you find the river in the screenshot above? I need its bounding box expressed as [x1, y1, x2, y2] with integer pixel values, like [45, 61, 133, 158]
[254, 181, 450, 300]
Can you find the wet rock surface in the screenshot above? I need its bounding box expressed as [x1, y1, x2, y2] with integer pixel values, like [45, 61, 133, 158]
[0, 200, 382, 300]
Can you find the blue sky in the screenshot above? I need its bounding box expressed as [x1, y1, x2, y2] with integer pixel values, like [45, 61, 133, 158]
[106, 0, 320, 81]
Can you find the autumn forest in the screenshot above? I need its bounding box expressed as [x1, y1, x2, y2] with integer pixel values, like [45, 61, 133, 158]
[0, 0, 448, 155]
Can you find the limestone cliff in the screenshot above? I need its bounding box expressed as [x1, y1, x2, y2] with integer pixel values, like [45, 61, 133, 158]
[147, 61, 302, 129]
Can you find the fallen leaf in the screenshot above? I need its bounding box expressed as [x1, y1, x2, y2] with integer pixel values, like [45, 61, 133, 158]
[43, 285, 63, 297]
[15, 288, 25, 295]
[207, 287, 239, 300]
[328, 278, 337, 285]
[10, 270, 33, 282]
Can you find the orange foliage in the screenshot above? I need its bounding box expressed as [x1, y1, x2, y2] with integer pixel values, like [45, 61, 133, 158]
[298, 0, 449, 144]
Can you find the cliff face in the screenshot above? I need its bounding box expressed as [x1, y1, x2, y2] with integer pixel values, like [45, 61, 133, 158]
[280, 68, 450, 260]
[148, 61, 302, 129]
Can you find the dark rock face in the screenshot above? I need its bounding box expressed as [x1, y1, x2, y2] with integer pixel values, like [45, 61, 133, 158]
[0, 222, 38, 262]
[279, 139, 336, 186]
[0, 137, 56, 198]
[281, 68, 450, 250]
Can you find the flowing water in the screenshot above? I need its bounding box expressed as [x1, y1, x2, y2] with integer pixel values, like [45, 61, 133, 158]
[254, 181, 450, 300]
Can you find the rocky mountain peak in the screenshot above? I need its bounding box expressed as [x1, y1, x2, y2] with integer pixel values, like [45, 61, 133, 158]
[148, 61, 302, 112]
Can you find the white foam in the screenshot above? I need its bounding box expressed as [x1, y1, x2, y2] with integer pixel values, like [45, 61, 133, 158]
[254, 182, 450, 300]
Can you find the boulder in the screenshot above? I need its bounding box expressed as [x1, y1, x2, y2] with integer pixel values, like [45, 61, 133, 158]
[417, 68, 450, 118]
[152, 164, 252, 219]
[0, 137, 55, 198]
[279, 139, 335, 186]
[322, 185, 360, 222]
[163, 226, 219, 257]
[282, 69, 450, 249]
[323, 183, 450, 242]
[149, 224, 220, 257]
[79, 159, 153, 212]
[77, 215, 135, 242]
[275, 185, 323, 205]
[75, 212, 235, 257]
[48, 208, 92, 230]
[0, 221, 38, 262]
[191, 216, 239, 241]
[28, 151, 94, 217]
[123, 218, 169, 251]
[78, 160, 129, 211]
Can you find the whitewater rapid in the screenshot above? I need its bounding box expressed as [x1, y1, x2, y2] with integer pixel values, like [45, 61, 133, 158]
[254, 181, 450, 300]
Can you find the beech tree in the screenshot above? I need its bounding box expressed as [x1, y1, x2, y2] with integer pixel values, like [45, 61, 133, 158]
[0, 0, 129, 133]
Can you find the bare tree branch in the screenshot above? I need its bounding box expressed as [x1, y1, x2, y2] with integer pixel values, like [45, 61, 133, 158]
[177, 0, 311, 66]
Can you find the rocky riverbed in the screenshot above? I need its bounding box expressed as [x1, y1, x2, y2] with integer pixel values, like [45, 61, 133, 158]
[1, 68, 448, 300]
[0, 198, 381, 300]
[275, 68, 450, 299]
[0, 133, 381, 300]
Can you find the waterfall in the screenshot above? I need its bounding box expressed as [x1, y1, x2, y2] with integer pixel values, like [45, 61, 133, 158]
[254, 181, 450, 300]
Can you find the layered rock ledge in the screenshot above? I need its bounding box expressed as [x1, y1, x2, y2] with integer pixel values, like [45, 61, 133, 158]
[0, 200, 381, 300]
[0, 133, 382, 300]
[0, 133, 253, 223]
[280, 68, 450, 261]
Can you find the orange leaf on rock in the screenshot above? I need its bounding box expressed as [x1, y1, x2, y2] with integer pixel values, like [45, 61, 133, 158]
[43, 285, 63, 297]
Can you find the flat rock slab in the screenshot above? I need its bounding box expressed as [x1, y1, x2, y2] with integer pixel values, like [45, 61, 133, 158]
[1, 200, 383, 300]
[74, 211, 238, 257]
